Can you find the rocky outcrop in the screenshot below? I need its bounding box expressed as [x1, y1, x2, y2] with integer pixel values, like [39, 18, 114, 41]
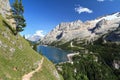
[105, 24, 120, 43]
[41, 12, 120, 45]
[0, 0, 11, 17]
[0, 0, 16, 28]
[113, 60, 120, 69]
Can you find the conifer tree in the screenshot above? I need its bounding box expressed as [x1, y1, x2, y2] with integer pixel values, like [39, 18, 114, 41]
[11, 0, 26, 35]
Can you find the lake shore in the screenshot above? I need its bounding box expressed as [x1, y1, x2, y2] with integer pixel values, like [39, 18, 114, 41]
[67, 52, 79, 62]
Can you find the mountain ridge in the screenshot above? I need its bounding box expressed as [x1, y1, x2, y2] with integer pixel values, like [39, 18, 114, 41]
[41, 12, 120, 45]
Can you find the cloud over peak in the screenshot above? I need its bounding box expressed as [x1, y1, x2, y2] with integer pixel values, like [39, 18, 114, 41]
[75, 6, 93, 14]
[34, 30, 45, 38]
[25, 30, 46, 41]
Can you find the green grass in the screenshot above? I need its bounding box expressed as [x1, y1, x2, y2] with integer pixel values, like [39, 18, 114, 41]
[0, 15, 62, 80]
[52, 41, 84, 52]
[31, 57, 63, 80]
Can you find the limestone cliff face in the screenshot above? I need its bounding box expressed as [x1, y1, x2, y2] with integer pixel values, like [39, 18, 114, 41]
[0, 0, 15, 28]
[41, 12, 120, 45]
[105, 25, 120, 42]
[0, 0, 11, 18]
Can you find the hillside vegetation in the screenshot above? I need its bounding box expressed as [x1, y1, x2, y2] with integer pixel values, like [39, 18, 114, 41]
[56, 38, 120, 80]
[0, 15, 62, 80]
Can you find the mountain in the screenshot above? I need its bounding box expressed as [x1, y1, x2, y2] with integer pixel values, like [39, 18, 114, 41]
[26, 30, 45, 42]
[105, 25, 120, 42]
[0, 1, 62, 80]
[27, 35, 42, 42]
[0, 15, 62, 80]
[41, 12, 120, 45]
[51, 12, 120, 80]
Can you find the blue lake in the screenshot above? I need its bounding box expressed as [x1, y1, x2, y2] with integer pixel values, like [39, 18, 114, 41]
[37, 45, 69, 63]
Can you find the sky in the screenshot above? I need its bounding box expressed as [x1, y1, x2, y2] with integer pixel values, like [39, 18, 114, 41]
[10, 0, 120, 38]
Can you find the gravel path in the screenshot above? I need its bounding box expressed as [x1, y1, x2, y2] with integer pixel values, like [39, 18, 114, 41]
[22, 57, 44, 80]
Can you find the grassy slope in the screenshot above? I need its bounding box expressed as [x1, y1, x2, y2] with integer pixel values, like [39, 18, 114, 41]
[0, 15, 62, 80]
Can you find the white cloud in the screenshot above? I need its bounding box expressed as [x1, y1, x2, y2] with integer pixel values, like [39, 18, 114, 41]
[25, 30, 46, 41]
[75, 6, 93, 14]
[97, 0, 105, 2]
[97, 0, 113, 2]
[25, 34, 31, 39]
[33, 30, 45, 38]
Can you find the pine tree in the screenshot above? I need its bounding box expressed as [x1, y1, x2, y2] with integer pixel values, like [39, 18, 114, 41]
[11, 0, 26, 35]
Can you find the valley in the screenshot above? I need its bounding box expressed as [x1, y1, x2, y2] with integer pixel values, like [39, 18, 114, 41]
[0, 0, 120, 80]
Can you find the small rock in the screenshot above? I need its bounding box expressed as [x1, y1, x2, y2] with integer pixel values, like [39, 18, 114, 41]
[11, 41, 16, 45]
[9, 48, 15, 53]
[113, 60, 120, 69]
[19, 44, 23, 49]
[13, 67, 17, 71]
[53, 70, 60, 80]
[0, 40, 2, 47]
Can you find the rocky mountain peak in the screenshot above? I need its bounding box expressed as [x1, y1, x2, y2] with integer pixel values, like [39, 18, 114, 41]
[41, 12, 120, 45]
[95, 12, 120, 22]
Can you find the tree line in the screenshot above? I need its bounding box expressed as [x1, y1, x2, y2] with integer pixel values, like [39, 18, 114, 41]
[10, 0, 26, 35]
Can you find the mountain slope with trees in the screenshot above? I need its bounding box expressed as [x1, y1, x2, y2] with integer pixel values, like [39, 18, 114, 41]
[0, 15, 62, 80]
